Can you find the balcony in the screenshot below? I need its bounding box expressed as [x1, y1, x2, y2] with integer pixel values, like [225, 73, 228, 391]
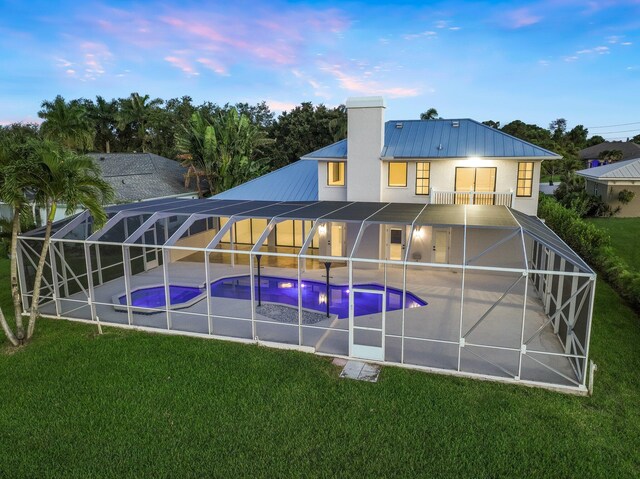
[431, 190, 515, 207]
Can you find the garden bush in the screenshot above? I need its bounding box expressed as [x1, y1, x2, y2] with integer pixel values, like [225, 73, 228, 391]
[538, 195, 640, 311]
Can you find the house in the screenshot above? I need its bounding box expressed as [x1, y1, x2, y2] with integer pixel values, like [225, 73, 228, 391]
[576, 158, 640, 217]
[579, 141, 640, 168]
[26, 153, 198, 225]
[17, 97, 595, 394]
[216, 97, 561, 216]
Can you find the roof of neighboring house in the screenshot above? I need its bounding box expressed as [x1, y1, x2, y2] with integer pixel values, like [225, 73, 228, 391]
[86, 153, 195, 203]
[579, 141, 640, 161]
[301, 119, 561, 160]
[576, 157, 640, 180]
[212, 159, 319, 201]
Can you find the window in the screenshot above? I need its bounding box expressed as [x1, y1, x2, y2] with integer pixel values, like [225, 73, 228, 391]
[517, 162, 534, 197]
[415, 162, 430, 195]
[327, 162, 345, 186]
[388, 162, 408, 187]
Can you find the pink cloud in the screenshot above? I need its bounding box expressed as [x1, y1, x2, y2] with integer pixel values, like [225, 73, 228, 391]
[321, 63, 420, 98]
[197, 58, 228, 76]
[165, 56, 199, 76]
[266, 100, 298, 112]
[502, 8, 542, 28]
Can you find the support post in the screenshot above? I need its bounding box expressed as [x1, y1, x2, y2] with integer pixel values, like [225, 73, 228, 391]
[256, 254, 262, 307]
[324, 261, 331, 318]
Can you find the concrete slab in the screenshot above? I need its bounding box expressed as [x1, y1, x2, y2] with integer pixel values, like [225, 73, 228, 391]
[339, 360, 381, 382]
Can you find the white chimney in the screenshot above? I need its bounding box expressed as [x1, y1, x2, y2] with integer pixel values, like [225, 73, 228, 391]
[345, 96, 385, 201]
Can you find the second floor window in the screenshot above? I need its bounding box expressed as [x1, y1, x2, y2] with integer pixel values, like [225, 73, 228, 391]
[388, 162, 408, 187]
[415, 162, 430, 195]
[327, 162, 345, 186]
[517, 162, 534, 197]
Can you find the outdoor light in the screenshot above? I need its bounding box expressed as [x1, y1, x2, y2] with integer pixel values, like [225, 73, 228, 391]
[413, 226, 424, 238]
[318, 293, 327, 304]
[318, 223, 327, 235]
[466, 156, 484, 167]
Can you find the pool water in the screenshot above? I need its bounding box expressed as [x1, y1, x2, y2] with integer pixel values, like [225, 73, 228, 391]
[120, 275, 426, 318]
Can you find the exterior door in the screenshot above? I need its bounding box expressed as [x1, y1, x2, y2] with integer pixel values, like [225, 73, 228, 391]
[350, 289, 385, 361]
[454, 167, 497, 204]
[330, 224, 344, 257]
[387, 227, 405, 261]
[433, 228, 449, 264]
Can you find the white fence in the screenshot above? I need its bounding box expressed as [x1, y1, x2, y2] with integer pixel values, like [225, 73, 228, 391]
[431, 190, 514, 207]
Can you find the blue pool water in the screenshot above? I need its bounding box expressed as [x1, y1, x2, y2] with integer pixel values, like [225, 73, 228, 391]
[120, 275, 427, 318]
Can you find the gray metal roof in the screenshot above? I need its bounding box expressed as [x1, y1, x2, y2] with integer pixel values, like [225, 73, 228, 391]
[301, 120, 561, 160]
[381, 120, 561, 159]
[87, 153, 195, 202]
[212, 160, 318, 201]
[579, 141, 640, 161]
[576, 157, 640, 180]
[301, 139, 347, 160]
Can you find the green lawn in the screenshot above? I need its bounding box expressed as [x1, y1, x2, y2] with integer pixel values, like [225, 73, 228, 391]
[587, 217, 640, 270]
[1, 257, 639, 478]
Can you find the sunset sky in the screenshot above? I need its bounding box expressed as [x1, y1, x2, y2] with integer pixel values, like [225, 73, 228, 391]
[1, 0, 638, 139]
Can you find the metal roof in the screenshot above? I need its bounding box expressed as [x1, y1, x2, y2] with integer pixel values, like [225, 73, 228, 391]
[301, 139, 347, 160]
[576, 157, 640, 180]
[212, 160, 318, 201]
[381, 120, 561, 159]
[301, 120, 561, 161]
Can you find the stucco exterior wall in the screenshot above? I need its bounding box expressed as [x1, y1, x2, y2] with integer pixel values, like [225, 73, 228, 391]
[378, 158, 542, 215]
[588, 180, 640, 217]
[170, 229, 216, 262]
[317, 161, 348, 201]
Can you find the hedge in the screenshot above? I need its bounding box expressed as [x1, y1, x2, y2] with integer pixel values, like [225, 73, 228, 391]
[538, 195, 640, 311]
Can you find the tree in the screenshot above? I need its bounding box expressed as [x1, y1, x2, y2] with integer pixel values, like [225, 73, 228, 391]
[631, 134, 640, 145]
[176, 109, 271, 195]
[586, 135, 606, 147]
[0, 128, 43, 344]
[482, 120, 500, 129]
[117, 93, 163, 152]
[598, 149, 624, 164]
[38, 95, 94, 152]
[566, 125, 589, 150]
[420, 108, 439, 120]
[84, 96, 118, 153]
[26, 144, 113, 339]
[268, 102, 347, 168]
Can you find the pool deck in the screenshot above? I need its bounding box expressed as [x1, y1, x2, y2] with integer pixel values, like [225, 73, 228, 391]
[38, 261, 580, 388]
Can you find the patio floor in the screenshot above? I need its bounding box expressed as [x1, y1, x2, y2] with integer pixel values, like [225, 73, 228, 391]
[38, 261, 579, 388]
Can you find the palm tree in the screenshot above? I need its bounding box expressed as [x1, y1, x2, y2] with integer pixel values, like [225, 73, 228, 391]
[85, 96, 118, 153]
[26, 144, 114, 339]
[420, 108, 439, 120]
[38, 95, 95, 151]
[117, 93, 163, 152]
[0, 129, 42, 345]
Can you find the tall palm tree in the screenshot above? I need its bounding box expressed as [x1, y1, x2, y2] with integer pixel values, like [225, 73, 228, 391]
[26, 144, 113, 339]
[38, 95, 95, 152]
[117, 93, 163, 152]
[420, 108, 439, 120]
[0, 130, 42, 345]
[85, 96, 118, 153]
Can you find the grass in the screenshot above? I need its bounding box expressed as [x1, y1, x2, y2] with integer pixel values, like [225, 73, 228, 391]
[1, 257, 639, 478]
[587, 217, 640, 270]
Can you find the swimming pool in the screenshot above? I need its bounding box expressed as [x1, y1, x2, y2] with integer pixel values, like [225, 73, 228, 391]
[119, 275, 426, 318]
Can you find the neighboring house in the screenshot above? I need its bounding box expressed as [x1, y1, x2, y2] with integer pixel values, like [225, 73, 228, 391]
[0, 153, 198, 226]
[216, 97, 561, 216]
[579, 141, 640, 168]
[576, 158, 640, 217]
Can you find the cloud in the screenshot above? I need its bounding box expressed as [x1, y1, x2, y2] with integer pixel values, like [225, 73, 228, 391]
[403, 31, 437, 40]
[575, 45, 610, 56]
[165, 55, 199, 76]
[622, 42, 633, 46]
[54, 41, 113, 81]
[266, 100, 298, 112]
[502, 8, 542, 28]
[197, 58, 228, 76]
[320, 63, 420, 98]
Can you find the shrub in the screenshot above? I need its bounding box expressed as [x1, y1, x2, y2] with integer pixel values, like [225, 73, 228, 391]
[538, 195, 640, 311]
[618, 189, 635, 205]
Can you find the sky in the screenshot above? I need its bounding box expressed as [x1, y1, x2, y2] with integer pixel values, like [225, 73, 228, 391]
[1, 0, 639, 140]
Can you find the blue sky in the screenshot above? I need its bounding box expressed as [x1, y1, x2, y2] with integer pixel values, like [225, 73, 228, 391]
[1, 0, 638, 139]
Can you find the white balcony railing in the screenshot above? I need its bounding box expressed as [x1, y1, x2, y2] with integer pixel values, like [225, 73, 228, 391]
[431, 190, 515, 207]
